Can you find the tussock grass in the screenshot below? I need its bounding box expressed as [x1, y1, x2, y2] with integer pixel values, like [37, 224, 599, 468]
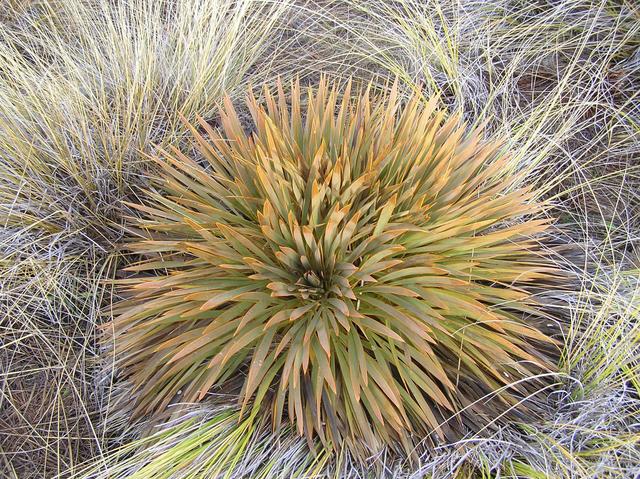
[70, 407, 336, 479]
[0, 0, 638, 477]
[0, 0, 293, 239]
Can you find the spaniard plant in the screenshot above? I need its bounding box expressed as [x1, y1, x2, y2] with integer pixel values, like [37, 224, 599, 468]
[108, 78, 557, 459]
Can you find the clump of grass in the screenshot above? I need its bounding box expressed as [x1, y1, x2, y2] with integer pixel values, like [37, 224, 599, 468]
[0, 0, 292, 240]
[109, 78, 558, 460]
[70, 406, 336, 479]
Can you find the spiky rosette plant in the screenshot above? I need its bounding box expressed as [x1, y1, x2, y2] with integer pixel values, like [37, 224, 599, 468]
[109, 78, 557, 458]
